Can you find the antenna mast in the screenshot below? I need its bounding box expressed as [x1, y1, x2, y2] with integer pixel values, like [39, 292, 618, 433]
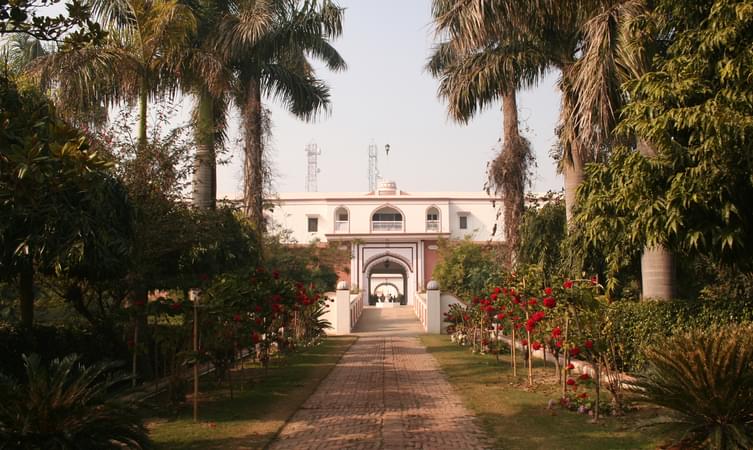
[368, 142, 379, 191]
[305, 143, 321, 192]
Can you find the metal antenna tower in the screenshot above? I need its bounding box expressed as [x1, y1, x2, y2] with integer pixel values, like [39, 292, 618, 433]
[368, 142, 379, 192]
[305, 143, 321, 192]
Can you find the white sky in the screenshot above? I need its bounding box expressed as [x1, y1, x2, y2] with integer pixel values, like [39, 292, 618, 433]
[215, 0, 564, 196]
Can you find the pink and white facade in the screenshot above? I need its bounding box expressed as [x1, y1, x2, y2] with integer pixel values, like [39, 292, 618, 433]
[267, 181, 504, 306]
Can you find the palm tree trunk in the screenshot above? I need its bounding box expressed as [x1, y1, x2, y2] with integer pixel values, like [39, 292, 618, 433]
[563, 154, 584, 224]
[19, 260, 34, 329]
[192, 88, 216, 209]
[637, 139, 675, 299]
[242, 77, 265, 238]
[501, 90, 525, 261]
[138, 81, 148, 149]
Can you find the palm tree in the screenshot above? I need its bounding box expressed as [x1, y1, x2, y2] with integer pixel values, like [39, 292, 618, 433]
[32, 0, 196, 147]
[217, 0, 346, 234]
[428, 2, 548, 259]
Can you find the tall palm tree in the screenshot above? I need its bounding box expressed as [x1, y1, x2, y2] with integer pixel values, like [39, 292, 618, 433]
[217, 0, 346, 234]
[32, 0, 196, 147]
[568, 0, 675, 298]
[428, 3, 548, 259]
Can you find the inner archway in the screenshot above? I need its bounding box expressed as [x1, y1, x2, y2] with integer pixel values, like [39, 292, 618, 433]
[367, 258, 407, 306]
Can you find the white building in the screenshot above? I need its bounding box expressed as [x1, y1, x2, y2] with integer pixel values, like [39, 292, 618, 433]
[267, 181, 504, 306]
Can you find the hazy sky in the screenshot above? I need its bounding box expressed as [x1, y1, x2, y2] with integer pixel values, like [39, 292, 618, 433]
[216, 0, 564, 196]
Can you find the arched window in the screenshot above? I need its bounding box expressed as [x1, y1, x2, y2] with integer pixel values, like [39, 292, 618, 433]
[371, 206, 403, 232]
[426, 206, 440, 232]
[334, 206, 349, 233]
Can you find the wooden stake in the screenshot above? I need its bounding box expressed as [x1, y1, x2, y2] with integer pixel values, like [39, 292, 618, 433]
[193, 291, 199, 423]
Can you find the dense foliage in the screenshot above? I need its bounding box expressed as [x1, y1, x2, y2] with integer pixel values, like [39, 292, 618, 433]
[432, 238, 507, 299]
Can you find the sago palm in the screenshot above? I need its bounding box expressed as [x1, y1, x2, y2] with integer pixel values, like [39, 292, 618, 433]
[630, 325, 753, 449]
[0, 354, 152, 449]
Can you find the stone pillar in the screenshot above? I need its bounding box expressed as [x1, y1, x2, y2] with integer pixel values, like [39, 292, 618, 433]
[334, 281, 352, 335]
[426, 280, 441, 334]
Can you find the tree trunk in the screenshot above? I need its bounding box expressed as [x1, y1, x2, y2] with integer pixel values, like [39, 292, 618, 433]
[192, 88, 216, 210]
[138, 81, 148, 149]
[637, 139, 675, 299]
[500, 90, 525, 262]
[242, 77, 265, 239]
[19, 261, 34, 329]
[563, 154, 584, 225]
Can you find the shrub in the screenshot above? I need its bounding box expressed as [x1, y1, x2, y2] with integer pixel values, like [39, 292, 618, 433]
[630, 324, 753, 449]
[0, 354, 152, 449]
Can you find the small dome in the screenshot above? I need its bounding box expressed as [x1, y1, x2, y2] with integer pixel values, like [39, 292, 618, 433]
[377, 180, 397, 195]
[337, 281, 349, 290]
[427, 280, 440, 290]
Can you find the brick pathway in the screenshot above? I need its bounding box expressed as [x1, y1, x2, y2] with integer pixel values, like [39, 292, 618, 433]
[268, 307, 491, 449]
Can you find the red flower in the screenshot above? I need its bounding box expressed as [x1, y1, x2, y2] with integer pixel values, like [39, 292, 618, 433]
[496, 325, 503, 331]
[525, 319, 536, 332]
[590, 275, 598, 285]
[567, 363, 575, 370]
[512, 297, 521, 305]
[577, 392, 589, 399]
[579, 373, 591, 381]
[510, 288, 517, 296]
[563, 279, 574, 289]
[481, 339, 489, 346]
[584, 339, 594, 350]
[255, 317, 263, 325]
[251, 332, 261, 344]
[551, 326, 562, 338]
[570, 346, 581, 357]
[233, 314, 242, 322]
[532, 341, 542, 350]
[543, 297, 556, 308]
[493, 287, 501, 294]
[490, 293, 498, 301]
[528, 297, 538, 306]
[463, 314, 470, 321]
[544, 287, 553, 296]
[472, 297, 480, 304]
[496, 313, 506, 321]
[556, 340, 563, 348]
[566, 378, 576, 386]
[531, 311, 546, 322]
[521, 339, 528, 346]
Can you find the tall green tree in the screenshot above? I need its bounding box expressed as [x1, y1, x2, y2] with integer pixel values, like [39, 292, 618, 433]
[217, 0, 346, 234]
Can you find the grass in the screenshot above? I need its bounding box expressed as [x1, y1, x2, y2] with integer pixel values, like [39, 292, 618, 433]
[421, 335, 674, 450]
[147, 336, 356, 450]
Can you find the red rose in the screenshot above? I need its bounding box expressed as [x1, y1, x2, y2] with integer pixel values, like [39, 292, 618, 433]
[556, 340, 563, 348]
[532, 341, 541, 350]
[551, 326, 562, 338]
[521, 339, 528, 346]
[566, 378, 576, 386]
[543, 297, 556, 308]
[463, 314, 470, 321]
[563, 279, 573, 289]
[496, 313, 506, 321]
[567, 363, 575, 370]
[251, 332, 261, 344]
[544, 287, 553, 296]
[496, 325, 503, 331]
[493, 287, 501, 294]
[501, 288, 508, 295]
[590, 275, 598, 285]
[578, 392, 588, 399]
[528, 298, 538, 306]
[570, 347, 581, 357]
[579, 373, 591, 381]
[510, 288, 517, 296]
[490, 293, 498, 301]
[512, 297, 521, 305]
[584, 339, 594, 350]
[233, 314, 242, 322]
[525, 319, 536, 332]
[532, 311, 546, 322]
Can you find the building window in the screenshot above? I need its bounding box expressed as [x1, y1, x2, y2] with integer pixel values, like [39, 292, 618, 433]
[371, 206, 403, 232]
[334, 207, 349, 233]
[459, 215, 468, 230]
[308, 217, 318, 232]
[426, 207, 440, 232]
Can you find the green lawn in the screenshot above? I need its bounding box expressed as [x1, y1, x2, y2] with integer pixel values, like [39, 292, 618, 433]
[147, 336, 356, 450]
[421, 335, 673, 450]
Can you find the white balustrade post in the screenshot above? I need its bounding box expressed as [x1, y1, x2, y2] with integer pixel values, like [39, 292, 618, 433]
[426, 280, 441, 334]
[334, 281, 351, 335]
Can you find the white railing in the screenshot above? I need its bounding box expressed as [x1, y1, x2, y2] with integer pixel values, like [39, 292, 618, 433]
[349, 293, 363, 331]
[414, 292, 428, 332]
[334, 221, 349, 233]
[425, 220, 440, 232]
[371, 221, 403, 232]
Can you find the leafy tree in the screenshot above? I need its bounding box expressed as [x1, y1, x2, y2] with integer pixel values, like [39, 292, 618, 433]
[516, 198, 566, 282]
[432, 238, 507, 300]
[0, 0, 106, 47]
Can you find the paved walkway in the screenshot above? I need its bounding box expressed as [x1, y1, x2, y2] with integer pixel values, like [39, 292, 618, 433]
[269, 307, 491, 449]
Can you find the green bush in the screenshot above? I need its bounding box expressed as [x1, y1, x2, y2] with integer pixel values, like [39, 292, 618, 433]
[630, 324, 753, 449]
[605, 297, 753, 372]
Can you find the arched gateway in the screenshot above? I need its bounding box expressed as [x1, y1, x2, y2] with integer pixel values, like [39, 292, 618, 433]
[265, 180, 508, 306]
